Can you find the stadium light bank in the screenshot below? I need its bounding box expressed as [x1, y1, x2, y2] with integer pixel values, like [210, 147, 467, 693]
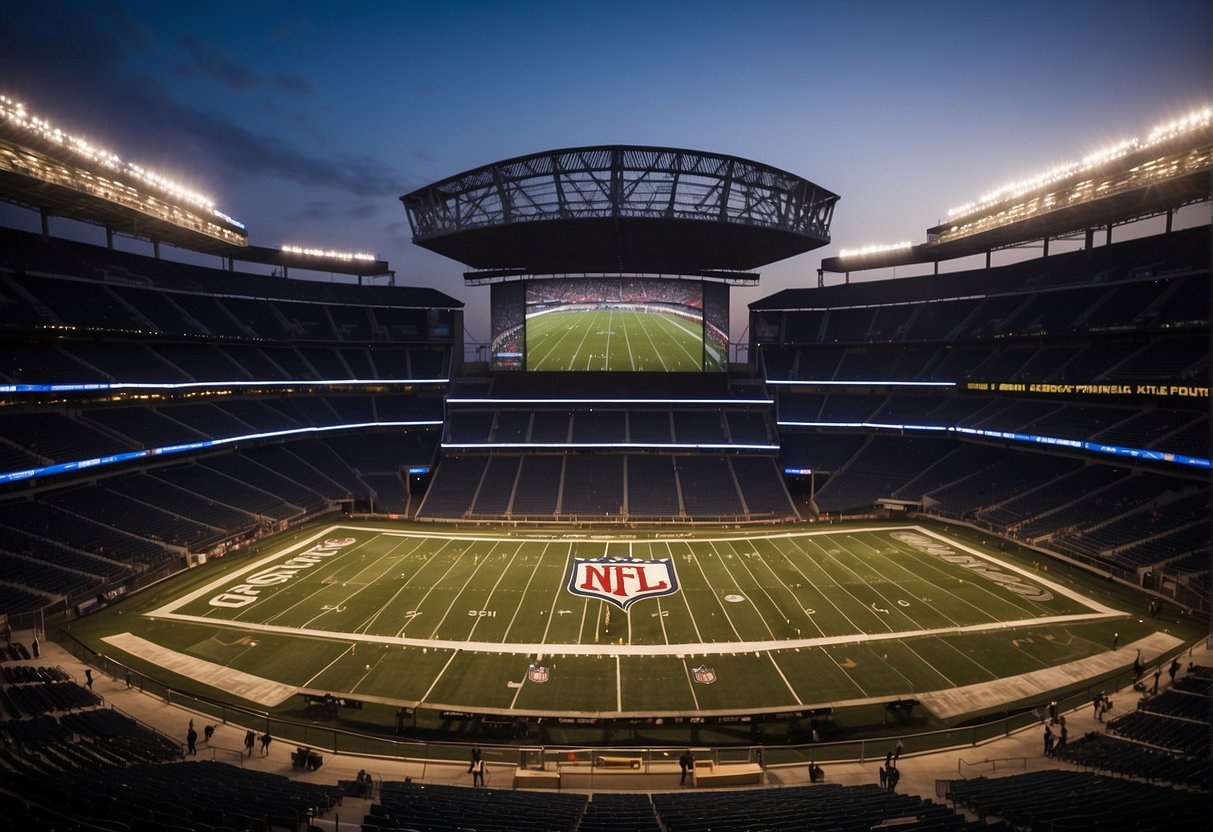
[0, 93, 245, 230]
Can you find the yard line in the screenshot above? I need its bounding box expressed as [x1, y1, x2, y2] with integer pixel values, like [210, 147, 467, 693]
[684, 541, 744, 641]
[634, 311, 670, 371]
[900, 639, 960, 688]
[924, 635, 1001, 682]
[747, 539, 826, 637]
[663, 542, 706, 644]
[766, 653, 803, 705]
[615, 655, 622, 711]
[301, 642, 357, 688]
[704, 540, 777, 640]
[538, 542, 575, 646]
[428, 540, 504, 638]
[767, 536, 865, 636]
[802, 536, 897, 633]
[680, 661, 702, 710]
[713, 539, 791, 640]
[417, 649, 461, 707]
[820, 646, 870, 698]
[501, 541, 552, 642]
[297, 535, 428, 631]
[355, 537, 451, 634]
[566, 312, 598, 371]
[834, 533, 937, 631]
[392, 540, 473, 637]
[253, 533, 385, 626]
[467, 541, 526, 640]
[881, 532, 1050, 620]
[651, 312, 704, 367]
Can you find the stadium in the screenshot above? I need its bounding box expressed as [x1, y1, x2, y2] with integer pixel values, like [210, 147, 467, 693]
[0, 89, 1209, 832]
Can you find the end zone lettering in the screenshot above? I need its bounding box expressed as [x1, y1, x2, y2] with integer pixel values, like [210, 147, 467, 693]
[209, 537, 357, 608]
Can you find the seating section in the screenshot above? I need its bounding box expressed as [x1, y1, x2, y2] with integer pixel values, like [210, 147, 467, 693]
[368, 780, 586, 832]
[945, 769, 1206, 832]
[417, 453, 797, 522]
[652, 782, 1006, 832]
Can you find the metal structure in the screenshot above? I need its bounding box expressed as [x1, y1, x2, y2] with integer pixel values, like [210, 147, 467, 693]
[402, 146, 838, 278]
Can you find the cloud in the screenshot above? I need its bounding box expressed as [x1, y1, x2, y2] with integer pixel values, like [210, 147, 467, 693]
[177, 34, 263, 92]
[274, 75, 314, 96]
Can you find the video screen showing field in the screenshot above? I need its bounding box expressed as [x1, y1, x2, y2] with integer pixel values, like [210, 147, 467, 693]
[102, 523, 1141, 716]
[524, 278, 713, 371]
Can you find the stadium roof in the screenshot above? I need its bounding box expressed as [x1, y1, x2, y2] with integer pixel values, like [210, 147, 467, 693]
[402, 145, 838, 279]
[823, 112, 1213, 273]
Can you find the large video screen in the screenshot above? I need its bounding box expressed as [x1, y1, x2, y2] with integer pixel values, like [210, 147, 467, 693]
[491, 278, 727, 372]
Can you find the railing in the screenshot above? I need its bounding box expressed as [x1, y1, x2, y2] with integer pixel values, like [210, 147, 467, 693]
[59, 627, 1194, 782]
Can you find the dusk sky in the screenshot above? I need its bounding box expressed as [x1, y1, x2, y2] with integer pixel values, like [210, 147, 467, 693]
[1, 0, 1208, 343]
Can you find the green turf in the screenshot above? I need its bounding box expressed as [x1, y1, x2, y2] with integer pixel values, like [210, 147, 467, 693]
[525, 308, 717, 371]
[68, 519, 1200, 721]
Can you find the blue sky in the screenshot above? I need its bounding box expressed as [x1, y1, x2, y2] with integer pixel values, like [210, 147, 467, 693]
[1, 0, 1208, 341]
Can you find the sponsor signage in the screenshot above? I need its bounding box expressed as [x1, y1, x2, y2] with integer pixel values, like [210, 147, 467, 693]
[964, 380, 1209, 400]
[208, 537, 357, 608]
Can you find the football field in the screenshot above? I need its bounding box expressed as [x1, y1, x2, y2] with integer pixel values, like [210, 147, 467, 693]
[526, 308, 717, 371]
[81, 521, 1158, 719]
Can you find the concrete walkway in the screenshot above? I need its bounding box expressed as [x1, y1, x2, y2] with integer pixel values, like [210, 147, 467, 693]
[17, 631, 1209, 817]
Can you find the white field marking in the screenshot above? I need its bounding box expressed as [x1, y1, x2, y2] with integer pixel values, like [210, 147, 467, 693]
[299, 535, 421, 630]
[616, 655, 622, 711]
[152, 608, 1125, 658]
[501, 541, 552, 642]
[713, 539, 782, 641]
[101, 633, 298, 707]
[634, 311, 670, 372]
[256, 533, 382, 626]
[766, 652, 803, 705]
[652, 312, 704, 366]
[870, 532, 994, 625]
[681, 660, 702, 710]
[769, 535, 862, 636]
[355, 536, 451, 635]
[746, 538, 826, 638]
[802, 535, 896, 633]
[148, 525, 341, 617]
[538, 542, 575, 645]
[604, 308, 613, 371]
[656, 598, 670, 643]
[303, 642, 359, 689]
[508, 663, 530, 710]
[527, 310, 580, 369]
[664, 542, 706, 644]
[154, 525, 1126, 657]
[910, 526, 1121, 614]
[836, 534, 933, 631]
[923, 632, 1002, 682]
[429, 540, 503, 638]
[821, 645, 871, 699]
[685, 541, 743, 641]
[621, 308, 637, 371]
[899, 639, 960, 688]
[417, 649, 461, 707]
[466, 541, 526, 640]
[396, 539, 469, 637]
[566, 311, 598, 371]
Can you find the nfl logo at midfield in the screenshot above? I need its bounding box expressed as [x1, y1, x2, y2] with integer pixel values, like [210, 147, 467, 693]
[566, 556, 679, 611]
[692, 665, 717, 685]
[527, 664, 550, 684]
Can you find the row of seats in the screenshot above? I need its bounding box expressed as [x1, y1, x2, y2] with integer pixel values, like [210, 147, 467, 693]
[417, 453, 798, 522]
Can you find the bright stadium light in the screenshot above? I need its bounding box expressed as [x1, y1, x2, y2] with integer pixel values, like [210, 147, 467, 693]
[0, 93, 245, 229]
[281, 244, 378, 261]
[837, 241, 913, 258]
[946, 105, 1211, 220]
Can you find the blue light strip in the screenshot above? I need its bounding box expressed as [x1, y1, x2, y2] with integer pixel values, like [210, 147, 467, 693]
[446, 397, 774, 405]
[0, 378, 450, 394]
[441, 442, 781, 451]
[777, 420, 1211, 470]
[0, 420, 443, 484]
